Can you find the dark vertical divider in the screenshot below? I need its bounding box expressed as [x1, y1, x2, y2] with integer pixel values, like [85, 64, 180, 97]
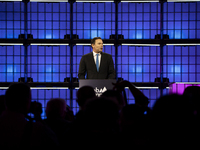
[115, 0, 119, 80]
[160, 0, 164, 96]
[69, 0, 75, 108]
[24, 0, 28, 83]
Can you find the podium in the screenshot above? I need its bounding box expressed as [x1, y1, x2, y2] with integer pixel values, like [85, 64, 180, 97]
[169, 82, 200, 95]
[79, 79, 116, 97]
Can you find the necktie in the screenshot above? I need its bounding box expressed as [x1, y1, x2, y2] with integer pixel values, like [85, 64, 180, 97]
[96, 54, 99, 72]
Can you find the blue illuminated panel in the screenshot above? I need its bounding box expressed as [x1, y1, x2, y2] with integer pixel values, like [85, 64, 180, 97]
[0, 46, 24, 82]
[27, 45, 71, 82]
[118, 46, 160, 82]
[27, 2, 70, 39]
[163, 46, 200, 82]
[0, 2, 24, 38]
[73, 2, 115, 39]
[163, 2, 200, 39]
[118, 2, 161, 39]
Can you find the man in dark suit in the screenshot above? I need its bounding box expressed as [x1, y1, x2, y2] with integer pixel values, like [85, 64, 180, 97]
[78, 37, 115, 79]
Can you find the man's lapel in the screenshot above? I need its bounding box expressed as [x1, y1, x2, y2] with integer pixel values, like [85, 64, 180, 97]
[99, 52, 104, 72]
[90, 52, 97, 71]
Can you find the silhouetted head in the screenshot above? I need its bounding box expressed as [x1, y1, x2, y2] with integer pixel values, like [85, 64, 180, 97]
[183, 86, 200, 97]
[152, 94, 194, 121]
[76, 86, 96, 109]
[150, 94, 196, 148]
[0, 95, 6, 115]
[5, 83, 31, 115]
[183, 86, 200, 109]
[45, 98, 67, 119]
[101, 89, 125, 110]
[84, 97, 120, 132]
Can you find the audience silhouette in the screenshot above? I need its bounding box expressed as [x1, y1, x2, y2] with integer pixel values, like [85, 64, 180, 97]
[72, 85, 96, 133]
[70, 96, 121, 149]
[120, 104, 150, 148]
[0, 82, 199, 148]
[183, 85, 200, 116]
[101, 89, 125, 111]
[112, 80, 151, 148]
[150, 93, 196, 149]
[76, 85, 96, 111]
[182, 86, 200, 149]
[0, 83, 59, 148]
[44, 98, 71, 148]
[0, 95, 6, 115]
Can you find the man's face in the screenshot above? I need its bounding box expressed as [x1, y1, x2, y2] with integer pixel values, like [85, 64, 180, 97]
[92, 39, 103, 53]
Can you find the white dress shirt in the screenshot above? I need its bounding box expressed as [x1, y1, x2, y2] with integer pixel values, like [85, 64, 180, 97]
[93, 51, 101, 67]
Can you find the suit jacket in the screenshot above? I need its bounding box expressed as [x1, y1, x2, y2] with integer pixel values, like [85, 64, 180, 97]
[78, 52, 115, 79]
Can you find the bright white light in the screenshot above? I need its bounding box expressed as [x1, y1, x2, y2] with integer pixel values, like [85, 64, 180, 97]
[0, 43, 23, 45]
[0, 87, 69, 90]
[122, 44, 160, 46]
[0, 87, 8, 90]
[0, 0, 22, 1]
[137, 87, 159, 89]
[30, 87, 69, 89]
[175, 82, 200, 84]
[121, 0, 159, 2]
[76, 0, 114, 2]
[125, 87, 160, 89]
[0, 86, 170, 90]
[167, 44, 200, 46]
[31, 43, 69, 45]
[76, 44, 91, 46]
[168, 0, 200, 2]
[30, 0, 68, 2]
[103, 44, 114, 45]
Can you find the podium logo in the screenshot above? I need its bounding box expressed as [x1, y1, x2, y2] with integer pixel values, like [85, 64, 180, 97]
[94, 87, 107, 97]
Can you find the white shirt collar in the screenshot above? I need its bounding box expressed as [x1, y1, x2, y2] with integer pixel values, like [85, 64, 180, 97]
[93, 51, 101, 56]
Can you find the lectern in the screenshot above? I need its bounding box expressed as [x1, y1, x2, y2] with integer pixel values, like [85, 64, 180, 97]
[169, 82, 200, 95]
[79, 79, 116, 97]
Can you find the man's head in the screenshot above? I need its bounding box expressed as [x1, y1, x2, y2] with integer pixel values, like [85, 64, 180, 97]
[5, 83, 31, 114]
[76, 86, 96, 110]
[45, 98, 67, 119]
[91, 37, 103, 53]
